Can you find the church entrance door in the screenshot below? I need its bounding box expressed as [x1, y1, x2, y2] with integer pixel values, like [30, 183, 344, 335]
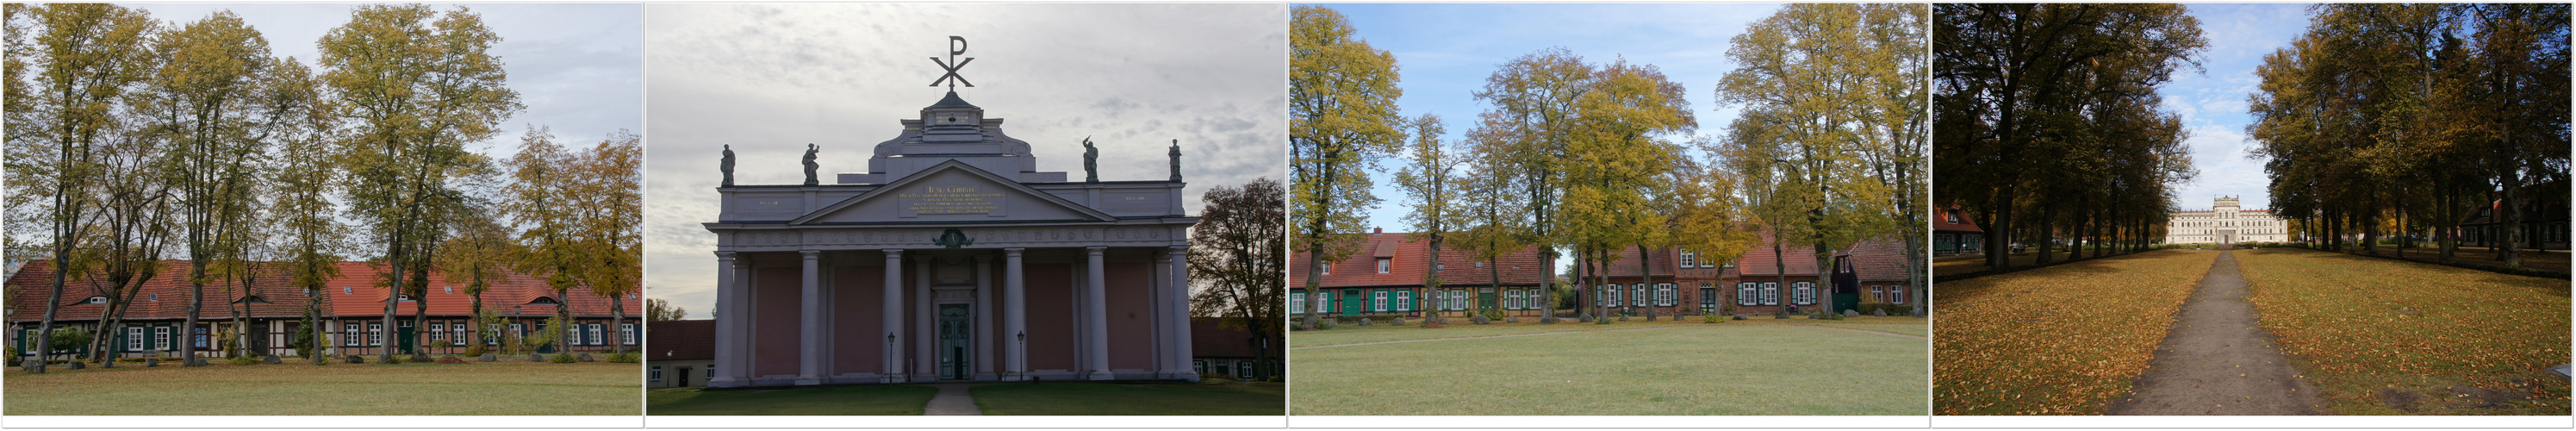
[937, 303, 971, 380]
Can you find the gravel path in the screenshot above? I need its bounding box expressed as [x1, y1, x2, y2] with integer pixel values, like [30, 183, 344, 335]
[923, 383, 984, 415]
[2106, 250, 2320, 415]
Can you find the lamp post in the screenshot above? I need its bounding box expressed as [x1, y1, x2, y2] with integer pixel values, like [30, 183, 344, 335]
[1014, 330, 1026, 382]
[884, 332, 897, 384]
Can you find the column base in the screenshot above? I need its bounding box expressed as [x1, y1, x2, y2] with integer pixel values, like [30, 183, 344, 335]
[793, 378, 822, 385]
[1086, 371, 1115, 381]
[707, 378, 744, 388]
[974, 372, 998, 381]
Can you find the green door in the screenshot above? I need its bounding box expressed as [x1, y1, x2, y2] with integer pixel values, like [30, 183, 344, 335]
[938, 304, 970, 380]
[1341, 290, 1362, 315]
[397, 321, 416, 354]
[1478, 288, 1496, 311]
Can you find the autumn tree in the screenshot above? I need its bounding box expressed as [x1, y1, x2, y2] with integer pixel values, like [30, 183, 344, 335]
[1467, 47, 1595, 323]
[4, 3, 155, 373]
[1289, 5, 1406, 330]
[1391, 115, 1465, 324]
[1559, 59, 1692, 322]
[644, 298, 686, 322]
[436, 204, 513, 349]
[1188, 178, 1286, 378]
[320, 4, 520, 359]
[142, 9, 301, 364]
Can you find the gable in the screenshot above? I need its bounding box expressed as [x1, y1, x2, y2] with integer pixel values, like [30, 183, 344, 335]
[796, 161, 1111, 225]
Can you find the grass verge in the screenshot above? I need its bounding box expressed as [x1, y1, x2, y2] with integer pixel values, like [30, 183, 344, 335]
[648, 385, 936, 415]
[1291, 323, 1926, 415]
[5, 359, 637, 415]
[1933, 248, 2215, 415]
[970, 382, 1284, 415]
[2236, 247, 2572, 415]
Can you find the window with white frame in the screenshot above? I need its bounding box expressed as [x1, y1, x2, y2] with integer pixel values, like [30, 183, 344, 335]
[1761, 282, 1779, 305]
[650, 366, 663, 382]
[79, 296, 106, 305]
[368, 322, 383, 347]
[1371, 291, 1388, 312]
[1891, 286, 1907, 304]
[1679, 251, 1697, 268]
[509, 323, 524, 341]
[342, 286, 352, 295]
[444, 285, 454, 294]
[588, 323, 603, 346]
[622, 323, 638, 346]
[1870, 286, 1883, 303]
[1376, 259, 1391, 274]
[154, 327, 171, 351]
[1320, 264, 1328, 275]
[22, 329, 34, 353]
[1657, 283, 1675, 306]
[1630, 284, 1646, 309]
[344, 323, 359, 347]
[1395, 290, 1412, 311]
[1291, 292, 1306, 315]
[1737, 283, 1758, 306]
[1504, 290, 1521, 309]
[127, 327, 144, 351]
[1605, 284, 1621, 307]
[1791, 282, 1815, 305]
[1193, 359, 1207, 375]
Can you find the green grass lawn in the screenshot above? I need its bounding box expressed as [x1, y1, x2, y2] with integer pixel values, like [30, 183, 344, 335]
[648, 385, 937, 415]
[971, 382, 1284, 415]
[2236, 247, 2572, 415]
[1291, 318, 1713, 347]
[1290, 323, 1926, 415]
[1933, 249, 2215, 415]
[4, 359, 638, 415]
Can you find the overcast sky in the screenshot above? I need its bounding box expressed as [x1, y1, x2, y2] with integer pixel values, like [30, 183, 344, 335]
[2160, 3, 2310, 211]
[1312, 3, 1783, 232]
[130, 3, 644, 160]
[643, 3, 1288, 319]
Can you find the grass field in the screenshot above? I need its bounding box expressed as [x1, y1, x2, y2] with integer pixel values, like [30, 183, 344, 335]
[647, 385, 936, 415]
[1291, 318, 1926, 415]
[4, 359, 638, 415]
[971, 382, 1284, 415]
[1932, 249, 2216, 415]
[2236, 247, 2573, 415]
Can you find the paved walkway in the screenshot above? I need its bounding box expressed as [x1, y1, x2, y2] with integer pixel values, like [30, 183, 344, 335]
[923, 383, 983, 415]
[2106, 250, 2320, 415]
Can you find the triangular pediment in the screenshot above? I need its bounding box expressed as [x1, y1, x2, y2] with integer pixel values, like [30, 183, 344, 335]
[793, 160, 1112, 225]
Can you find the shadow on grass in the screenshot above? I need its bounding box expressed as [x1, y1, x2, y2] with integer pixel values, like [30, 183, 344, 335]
[970, 382, 1284, 415]
[648, 385, 938, 415]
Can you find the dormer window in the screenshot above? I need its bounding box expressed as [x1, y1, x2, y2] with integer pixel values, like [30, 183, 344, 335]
[1320, 264, 1329, 275]
[149, 293, 159, 302]
[80, 297, 107, 305]
[343, 286, 352, 295]
[1475, 261, 1486, 269]
[1377, 259, 1391, 274]
[396, 295, 414, 302]
[528, 297, 560, 305]
[444, 285, 455, 294]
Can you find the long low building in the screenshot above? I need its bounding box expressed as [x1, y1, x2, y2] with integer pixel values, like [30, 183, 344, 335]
[8, 259, 641, 359]
[2167, 196, 2288, 245]
[1289, 228, 1919, 320]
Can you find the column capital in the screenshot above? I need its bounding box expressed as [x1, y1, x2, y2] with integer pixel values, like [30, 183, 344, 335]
[1085, 246, 1107, 253]
[800, 249, 822, 257]
[1004, 247, 1025, 256]
[882, 248, 904, 258]
[1167, 245, 1190, 253]
[714, 251, 738, 259]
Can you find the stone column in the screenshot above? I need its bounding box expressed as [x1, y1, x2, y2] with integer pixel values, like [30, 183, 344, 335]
[1003, 248, 1026, 381]
[796, 250, 824, 385]
[880, 249, 905, 383]
[1167, 246, 1195, 382]
[973, 254, 995, 380]
[1084, 246, 1111, 380]
[1150, 249, 1175, 378]
[710, 252, 741, 387]
[915, 258, 932, 377]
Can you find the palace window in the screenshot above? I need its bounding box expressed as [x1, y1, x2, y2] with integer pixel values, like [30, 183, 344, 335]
[1394, 290, 1412, 311]
[1737, 283, 1758, 306]
[127, 327, 145, 351]
[155, 327, 171, 351]
[1761, 282, 1780, 306]
[1376, 259, 1391, 274]
[1290, 292, 1305, 315]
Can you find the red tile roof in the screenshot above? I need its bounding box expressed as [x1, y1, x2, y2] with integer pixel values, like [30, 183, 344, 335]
[1933, 205, 1982, 234]
[645, 319, 714, 361]
[7, 259, 639, 323]
[1287, 232, 1550, 288]
[1190, 317, 1272, 359]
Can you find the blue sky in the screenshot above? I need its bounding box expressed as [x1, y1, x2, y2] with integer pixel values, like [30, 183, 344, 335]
[1313, 3, 1782, 231]
[2161, 3, 2313, 211]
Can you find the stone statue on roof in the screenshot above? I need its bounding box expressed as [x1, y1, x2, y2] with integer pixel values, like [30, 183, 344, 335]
[720, 144, 736, 187]
[1167, 140, 1182, 182]
[801, 143, 819, 186]
[1082, 136, 1099, 183]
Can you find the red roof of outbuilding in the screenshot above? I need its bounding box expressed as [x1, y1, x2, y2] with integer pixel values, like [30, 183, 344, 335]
[6, 259, 638, 323]
[1191, 317, 1269, 359]
[645, 319, 714, 361]
[1287, 232, 1550, 289]
[1933, 205, 1982, 234]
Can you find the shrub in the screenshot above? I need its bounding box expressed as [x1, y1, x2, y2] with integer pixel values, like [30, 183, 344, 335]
[463, 346, 488, 358]
[382, 355, 404, 365]
[227, 355, 261, 365]
[1316, 319, 1337, 330]
[548, 352, 579, 364]
[607, 353, 640, 363]
[1702, 313, 1726, 323]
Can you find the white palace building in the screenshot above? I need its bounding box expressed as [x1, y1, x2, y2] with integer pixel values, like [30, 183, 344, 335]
[2166, 196, 2288, 245]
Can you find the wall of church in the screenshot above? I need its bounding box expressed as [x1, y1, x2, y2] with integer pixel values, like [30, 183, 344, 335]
[830, 265, 887, 375]
[1106, 261, 1154, 371]
[1024, 263, 1078, 372]
[753, 266, 802, 377]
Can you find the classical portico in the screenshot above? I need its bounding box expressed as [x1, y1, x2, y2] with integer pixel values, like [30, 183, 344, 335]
[704, 91, 1198, 387]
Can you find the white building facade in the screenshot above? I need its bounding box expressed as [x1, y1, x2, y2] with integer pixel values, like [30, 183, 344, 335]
[2166, 197, 2288, 245]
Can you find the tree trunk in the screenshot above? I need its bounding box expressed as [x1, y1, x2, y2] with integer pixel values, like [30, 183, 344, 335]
[2501, 169, 2523, 267]
[1636, 244, 1656, 322]
[1299, 247, 1326, 330]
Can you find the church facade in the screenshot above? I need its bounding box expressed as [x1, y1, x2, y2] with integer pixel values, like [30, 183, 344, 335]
[701, 91, 1198, 387]
[2166, 197, 2288, 245]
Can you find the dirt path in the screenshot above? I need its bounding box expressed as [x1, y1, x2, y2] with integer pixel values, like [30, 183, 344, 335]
[2106, 250, 2320, 415]
[923, 383, 984, 415]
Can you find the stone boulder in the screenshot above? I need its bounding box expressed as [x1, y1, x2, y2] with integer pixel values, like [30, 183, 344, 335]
[1616, 315, 1629, 322]
[144, 358, 159, 367]
[1577, 314, 1594, 322]
[65, 361, 84, 370]
[1844, 309, 1860, 317]
[1505, 315, 1520, 323]
[1733, 314, 1748, 321]
[263, 354, 283, 364]
[1873, 309, 1888, 317]
[479, 353, 498, 362]
[577, 353, 596, 362]
[526, 353, 544, 362]
[186, 358, 208, 366]
[1391, 316, 1406, 326]
[1358, 318, 1372, 326]
[1471, 314, 1490, 325]
[343, 355, 365, 364]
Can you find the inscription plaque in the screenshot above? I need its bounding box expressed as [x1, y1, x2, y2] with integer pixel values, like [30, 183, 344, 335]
[899, 184, 1007, 217]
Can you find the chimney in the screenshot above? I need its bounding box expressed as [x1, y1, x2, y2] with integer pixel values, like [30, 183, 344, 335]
[1373, 227, 1382, 235]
